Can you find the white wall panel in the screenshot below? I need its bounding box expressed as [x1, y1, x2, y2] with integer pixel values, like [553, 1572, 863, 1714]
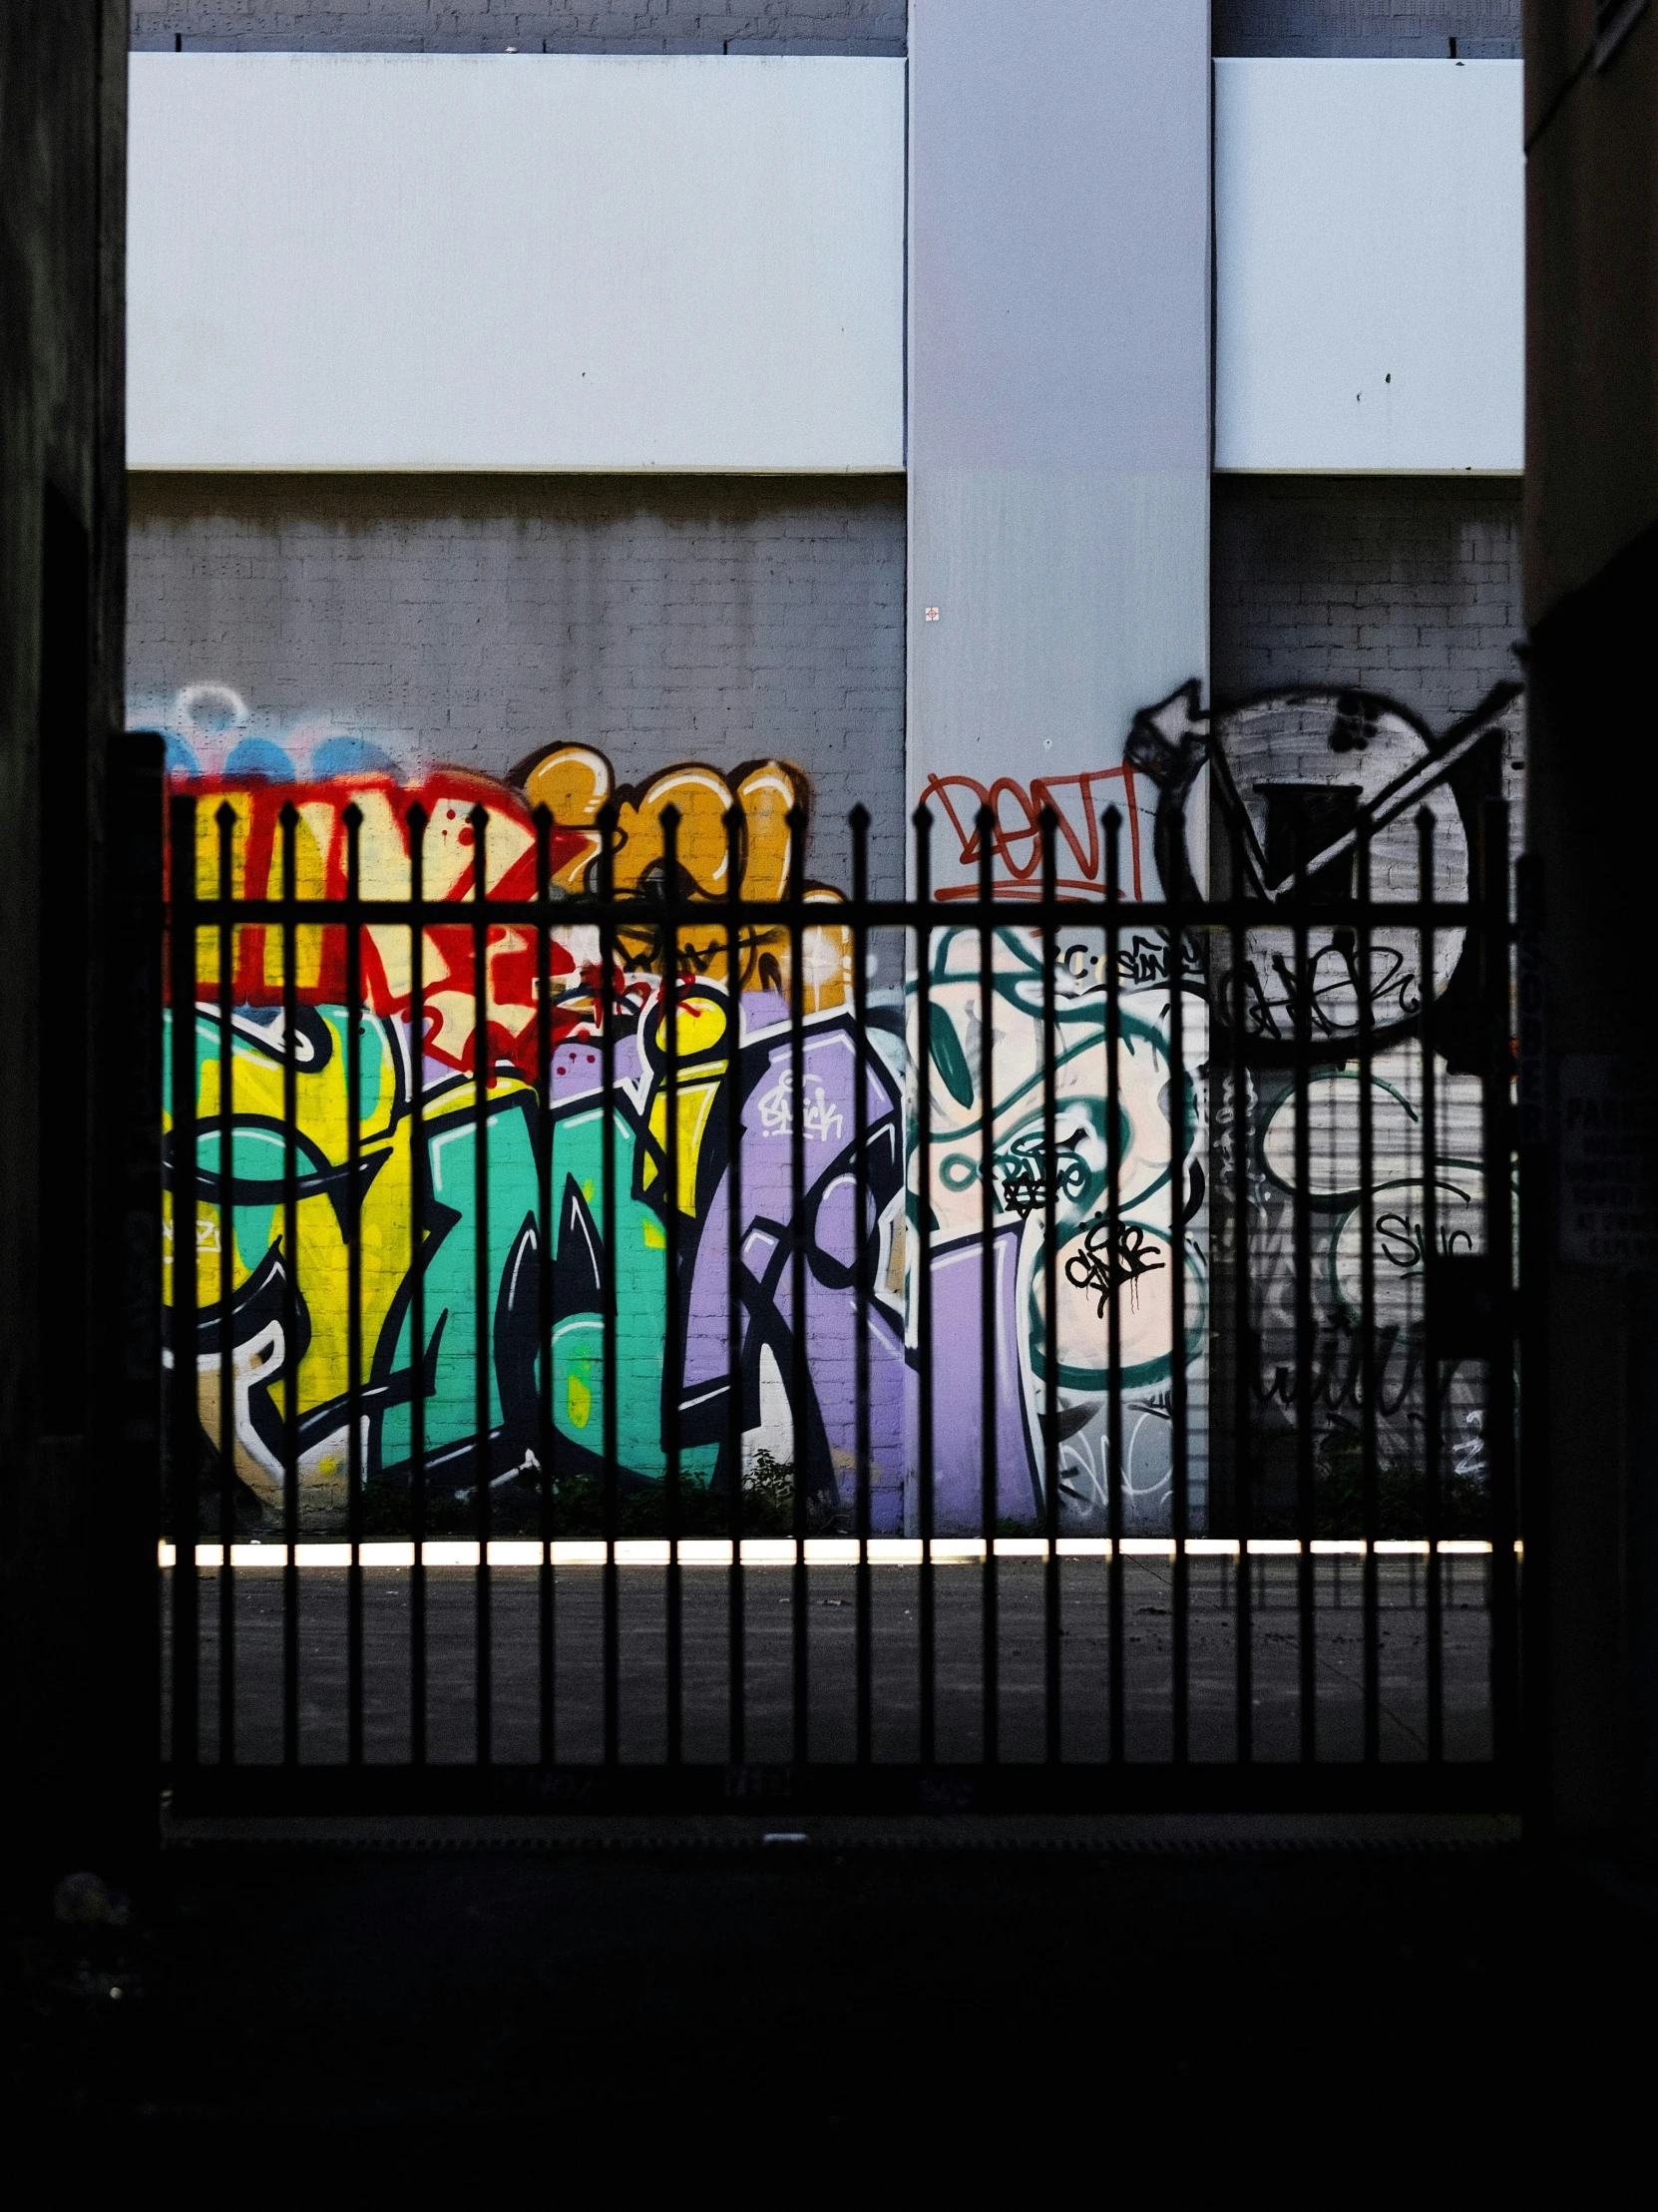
[1214, 60, 1523, 473]
[128, 54, 905, 471]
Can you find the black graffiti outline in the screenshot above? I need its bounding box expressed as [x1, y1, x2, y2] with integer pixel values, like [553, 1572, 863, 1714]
[1064, 1214, 1166, 1317]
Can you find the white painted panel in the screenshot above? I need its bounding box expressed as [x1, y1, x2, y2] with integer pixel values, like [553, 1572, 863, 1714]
[1214, 60, 1523, 472]
[128, 54, 904, 471]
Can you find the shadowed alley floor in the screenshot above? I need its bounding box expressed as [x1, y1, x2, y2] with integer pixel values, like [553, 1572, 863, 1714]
[7, 1820, 1655, 2152]
[163, 1555, 1500, 1768]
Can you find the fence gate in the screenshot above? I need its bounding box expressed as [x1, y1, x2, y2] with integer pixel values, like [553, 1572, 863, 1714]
[158, 757, 1529, 1816]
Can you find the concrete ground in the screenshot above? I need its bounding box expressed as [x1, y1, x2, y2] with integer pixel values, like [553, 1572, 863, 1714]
[164, 1555, 1500, 1769]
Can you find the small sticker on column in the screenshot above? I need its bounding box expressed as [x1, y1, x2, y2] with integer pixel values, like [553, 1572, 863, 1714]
[924, 607, 941, 623]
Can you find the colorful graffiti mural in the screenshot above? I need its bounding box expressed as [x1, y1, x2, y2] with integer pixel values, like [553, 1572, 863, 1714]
[907, 919, 1206, 1533]
[161, 698, 906, 1535]
[154, 669, 1516, 1543]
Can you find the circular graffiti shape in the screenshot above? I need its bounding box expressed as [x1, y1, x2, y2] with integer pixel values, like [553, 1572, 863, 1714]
[176, 680, 249, 741]
[1257, 1067, 1425, 1204]
[1019, 1207, 1207, 1395]
[1206, 692, 1466, 1048]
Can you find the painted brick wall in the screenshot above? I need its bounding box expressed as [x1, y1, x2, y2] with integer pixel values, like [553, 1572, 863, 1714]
[1211, 475, 1523, 727]
[130, 2, 906, 52]
[1213, 1, 1519, 56]
[128, 473, 907, 895]
[134, 0, 1521, 61]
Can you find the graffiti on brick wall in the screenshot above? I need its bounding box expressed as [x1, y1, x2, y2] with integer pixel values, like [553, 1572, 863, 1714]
[905, 674, 1521, 1534]
[152, 666, 1519, 1544]
[917, 761, 1152, 903]
[1144, 678, 1525, 1529]
[908, 920, 1207, 1534]
[160, 689, 906, 1536]
[909, 687, 1210, 1533]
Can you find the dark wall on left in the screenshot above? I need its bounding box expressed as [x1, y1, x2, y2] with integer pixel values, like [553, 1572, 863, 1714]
[0, 4, 140, 1866]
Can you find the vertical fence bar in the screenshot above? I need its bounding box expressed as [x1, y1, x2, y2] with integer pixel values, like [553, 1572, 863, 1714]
[723, 803, 746, 1770]
[852, 807, 874, 1768]
[344, 805, 364, 1768]
[1358, 824, 1381, 1766]
[976, 805, 999, 1768]
[168, 795, 201, 1777]
[913, 806, 938, 1769]
[1227, 811, 1252, 1763]
[788, 804, 810, 1766]
[407, 804, 429, 1767]
[215, 803, 236, 1768]
[279, 804, 300, 1769]
[1515, 852, 1548, 1819]
[535, 806, 555, 1769]
[1040, 810, 1061, 1766]
[1168, 808, 1189, 1766]
[112, 733, 166, 1852]
[471, 807, 493, 1765]
[1104, 809, 1125, 1764]
[599, 802, 620, 1769]
[1481, 798, 1518, 1772]
[661, 807, 683, 1768]
[1419, 810, 1443, 1764]
[1292, 845, 1315, 1765]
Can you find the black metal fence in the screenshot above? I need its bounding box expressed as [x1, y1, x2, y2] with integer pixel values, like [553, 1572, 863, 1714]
[159, 779, 1530, 1814]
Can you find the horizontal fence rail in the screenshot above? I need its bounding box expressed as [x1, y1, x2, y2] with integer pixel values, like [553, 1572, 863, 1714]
[158, 781, 1525, 1815]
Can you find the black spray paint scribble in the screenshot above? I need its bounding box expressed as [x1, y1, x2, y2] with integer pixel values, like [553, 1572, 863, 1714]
[997, 1128, 1090, 1220]
[1065, 1216, 1165, 1317]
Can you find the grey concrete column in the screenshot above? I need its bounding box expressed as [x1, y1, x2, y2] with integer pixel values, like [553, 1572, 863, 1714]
[906, 0, 1211, 894]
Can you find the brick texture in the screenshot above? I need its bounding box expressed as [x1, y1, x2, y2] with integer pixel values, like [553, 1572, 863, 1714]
[134, 0, 1523, 62]
[131, 2, 906, 54]
[127, 473, 907, 895]
[1214, 1, 1519, 57]
[134, 1, 1521, 62]
[1211, 474, 1524, 727]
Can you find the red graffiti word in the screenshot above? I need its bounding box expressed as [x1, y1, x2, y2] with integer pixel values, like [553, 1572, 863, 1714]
[920, 767, 1146, 901]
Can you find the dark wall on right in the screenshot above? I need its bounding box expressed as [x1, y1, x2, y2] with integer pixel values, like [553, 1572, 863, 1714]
[1214, 1, 1519, 55]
